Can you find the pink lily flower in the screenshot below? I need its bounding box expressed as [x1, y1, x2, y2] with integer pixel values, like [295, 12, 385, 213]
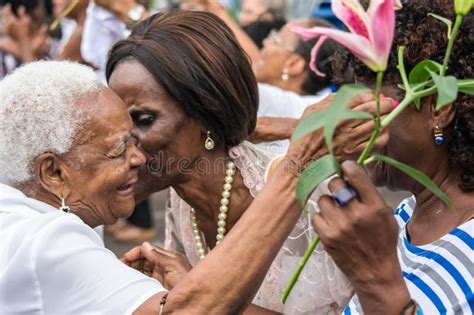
[290, 0, 402, 76]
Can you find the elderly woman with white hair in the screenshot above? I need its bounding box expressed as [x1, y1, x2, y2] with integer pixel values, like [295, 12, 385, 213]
[0, 60, 360, 314]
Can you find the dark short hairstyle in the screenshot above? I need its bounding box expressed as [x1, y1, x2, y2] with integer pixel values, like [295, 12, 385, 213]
[243, 18, 286, 48]
[331, 0, 473, 191]
[106, 10, 259, 147]
[294, 18, 337, 95]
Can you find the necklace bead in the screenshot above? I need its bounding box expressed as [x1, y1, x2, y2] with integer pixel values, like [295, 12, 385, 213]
[222, 191, 231, 199]
[191, 159, 236, 259]
[219, 205, 228, 213]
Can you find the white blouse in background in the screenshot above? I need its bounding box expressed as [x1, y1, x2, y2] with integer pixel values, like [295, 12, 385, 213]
[0, 184, 165, 314]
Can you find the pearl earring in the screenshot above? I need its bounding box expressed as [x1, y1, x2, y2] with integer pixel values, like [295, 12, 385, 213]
[59, 197, 70, 213]
[204, 131, 215, 150]
[281, 69, 289, 82]
[434, 126, 444, 145]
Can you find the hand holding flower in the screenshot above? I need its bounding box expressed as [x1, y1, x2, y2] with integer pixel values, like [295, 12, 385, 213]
[314, 161, 410, 314]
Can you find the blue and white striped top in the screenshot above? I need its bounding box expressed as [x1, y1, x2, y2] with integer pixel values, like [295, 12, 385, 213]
[344, 196, 473, 314]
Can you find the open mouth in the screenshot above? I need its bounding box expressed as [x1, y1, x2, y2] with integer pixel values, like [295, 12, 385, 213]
[117, 176, 138, 197]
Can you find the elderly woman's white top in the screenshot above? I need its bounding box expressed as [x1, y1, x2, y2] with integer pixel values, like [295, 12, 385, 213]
[0, 184, 165, 314]
[165, 141, 353, 314]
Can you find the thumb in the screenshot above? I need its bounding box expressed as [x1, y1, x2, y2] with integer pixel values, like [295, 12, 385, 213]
[141, 242, 164, 266]
[142, 242, 177, 269]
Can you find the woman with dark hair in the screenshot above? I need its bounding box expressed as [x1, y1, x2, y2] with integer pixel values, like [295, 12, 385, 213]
[106, 10, 393, 314]
[309, 1, 473, 314]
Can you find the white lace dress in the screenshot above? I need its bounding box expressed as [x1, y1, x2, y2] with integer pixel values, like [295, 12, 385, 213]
[165, 141, 353, 314]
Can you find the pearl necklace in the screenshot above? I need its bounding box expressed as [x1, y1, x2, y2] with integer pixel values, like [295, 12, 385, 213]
[191, 160, 236, 259]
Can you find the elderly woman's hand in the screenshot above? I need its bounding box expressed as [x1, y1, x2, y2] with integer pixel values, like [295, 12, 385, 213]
[286, 93, 393, 170]
[313, 161, 411, 314]
[122, 242, 192, 290]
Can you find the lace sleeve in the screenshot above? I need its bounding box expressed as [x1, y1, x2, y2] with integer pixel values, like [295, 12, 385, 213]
[164, 189, 186, 255]
[252, 172, 353, 314]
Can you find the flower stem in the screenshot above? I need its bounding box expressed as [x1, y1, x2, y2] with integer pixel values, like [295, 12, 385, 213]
[441, 15, 463, 76]
[397, 46, 410, 92]
[381, 85, 436, 128]
[364, 156, 375, 166]
[356, 71, 384, 165]
[281, 236, 320, 304]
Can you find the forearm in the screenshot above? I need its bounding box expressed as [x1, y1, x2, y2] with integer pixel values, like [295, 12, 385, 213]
[57, 24, 85, 62]
[250, 117, 298, 143]
[166, 159, 301, 313]
[353, 260, 411, 314]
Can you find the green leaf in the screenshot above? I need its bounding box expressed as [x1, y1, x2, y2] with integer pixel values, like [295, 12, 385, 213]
[292, 109, 326, 141]
[428, 70, 458, 110]
[405, 80, 433, 110]
[371, 155, 453, 209]
[324, 84, 371, 152]
[428, 13, 453, 39]
[291, 84, 372, 149]
[340, 109, 373, 121]
[296, 155, 340, 206]
[408, 60, 442, 85]
[458, 79, 474, 95]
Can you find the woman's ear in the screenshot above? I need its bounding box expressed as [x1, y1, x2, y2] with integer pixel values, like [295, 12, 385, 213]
[429, 98, 456, 129]
[283, 54, 306, 77]
[35, 152, 71, 199]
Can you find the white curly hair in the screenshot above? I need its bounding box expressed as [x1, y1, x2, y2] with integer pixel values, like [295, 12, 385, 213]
[0, 61, 105, 185]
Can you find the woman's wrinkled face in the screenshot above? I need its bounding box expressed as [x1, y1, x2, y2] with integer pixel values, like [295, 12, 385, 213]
[254, 24, 300, 84]
[63, 89, 146, 226]
[108, 62, 205, 191]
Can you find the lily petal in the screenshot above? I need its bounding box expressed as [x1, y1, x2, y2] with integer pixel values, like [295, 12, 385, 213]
[332, 0, 370, 39]
[368, 0, 396, 71]
[290, 25, 378, 73]
[309, 35, 329, 77]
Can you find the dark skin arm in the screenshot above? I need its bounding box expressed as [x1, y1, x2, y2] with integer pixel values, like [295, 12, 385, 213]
[249, 117, 298, 144]
[314, 161, 411, 315]
[134, 155, 302, 314]
[123, 245, 281, 314]
[57, 15, 87, 63]
[126, 94, 395, 313]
